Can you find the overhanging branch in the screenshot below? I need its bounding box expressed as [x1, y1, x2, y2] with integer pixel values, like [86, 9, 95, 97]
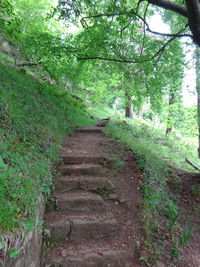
[77, 56, 140, 63]
[147, 0, 188, 17]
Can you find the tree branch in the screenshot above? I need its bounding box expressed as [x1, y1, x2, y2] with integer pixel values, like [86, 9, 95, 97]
[151, 24, 189, 62]
[77, 56, 139, 63]
[131, 10, 191, 38]
[147, 0, 188, 17]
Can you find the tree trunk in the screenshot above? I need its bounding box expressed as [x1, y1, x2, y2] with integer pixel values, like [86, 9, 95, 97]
[166, 89, 175, 135]
[185, 0, 200, 47]
[195, 45, 200, 158]
[125, 103, 134, 119]
[137, 106, 143, 119]
[125, 89, 134, 119]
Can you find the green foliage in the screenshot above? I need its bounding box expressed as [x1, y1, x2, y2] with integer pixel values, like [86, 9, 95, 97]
[0, 0, 20, 36]
[9, 249, 20, 259]
[104, 117, 198, 249]
[179, 225, 194, 246]
[165, 200, 179, 231]
[0, 62, 92, 233]
[170, 247, 181, 259]
[191, 185, 200, 196]
[97, 186, 109, 198]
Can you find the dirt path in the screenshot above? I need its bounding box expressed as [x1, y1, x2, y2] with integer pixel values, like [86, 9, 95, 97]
[42, 120, 144, 267]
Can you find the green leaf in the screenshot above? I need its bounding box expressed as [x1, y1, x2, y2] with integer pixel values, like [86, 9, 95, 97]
[9, 249, 20, 259]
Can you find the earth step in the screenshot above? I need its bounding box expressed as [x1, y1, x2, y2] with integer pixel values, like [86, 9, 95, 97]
[54, 191, 107, 212]
[60, 164, 104, 176]
[56, 176, 115, 192]
[61, 155, 105, 164]
[76, 127, 103, 133]
[45, 245, 134, 267]
[45, 212, 118, 242]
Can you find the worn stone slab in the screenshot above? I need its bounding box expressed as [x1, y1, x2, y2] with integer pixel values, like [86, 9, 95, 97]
[69, 213, 118, 241]
[55, 191, 107, 212]
[56, 176, 115, 192]
[45, 213, 118, 242]
[46, 249, 134, 267]
[45, 216, 71, 242]
[60, 164, 103, 176]
[61, 155, 105, 164]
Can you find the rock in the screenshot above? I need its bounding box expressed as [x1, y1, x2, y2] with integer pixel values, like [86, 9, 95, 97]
[155, 260, 165, 267]
[108, 193, 118, 200]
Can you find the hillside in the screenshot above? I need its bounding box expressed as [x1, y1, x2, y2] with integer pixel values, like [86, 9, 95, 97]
[0, 61, 92, 260]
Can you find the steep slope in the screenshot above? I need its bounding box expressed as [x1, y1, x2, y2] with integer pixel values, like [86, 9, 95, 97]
[0, 62, 92, 261]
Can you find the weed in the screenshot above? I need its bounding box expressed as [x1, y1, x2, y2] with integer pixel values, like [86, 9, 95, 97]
[191, 185, 200, 196]
[165, 200, 179, 231]
[170, 247, 181, 259]
[9, 249, 20, 259]
[196, 205, 200, 217]
[139, 256, 148, 265]
[97, 186, 109, 198]
[179, 224, 194, 246]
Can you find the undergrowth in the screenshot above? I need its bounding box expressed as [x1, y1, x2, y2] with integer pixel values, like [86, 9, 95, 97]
[0, 62, 92, 254]
[104, 118, 196, 263]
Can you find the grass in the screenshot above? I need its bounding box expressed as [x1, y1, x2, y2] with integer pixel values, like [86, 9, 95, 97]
[0, 62, 92, 255]
[104, 116, 198, 262]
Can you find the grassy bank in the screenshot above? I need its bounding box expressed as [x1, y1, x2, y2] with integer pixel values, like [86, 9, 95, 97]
[0, 63, 92, 237]
[104, 117, 199, 262]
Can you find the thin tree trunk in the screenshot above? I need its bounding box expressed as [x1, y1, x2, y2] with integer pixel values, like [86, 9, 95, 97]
[125, 103, 134, 119]
[166, 89, 175, 135]
[125, 90, 133, 119]
[195, 45, 200, 158]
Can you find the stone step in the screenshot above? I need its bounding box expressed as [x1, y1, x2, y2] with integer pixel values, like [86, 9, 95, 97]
[54, 191, 107, 212]
[56, 176, 115, 193]
[61, 155, 105, 164]
[76, 127, 103, 134]
[96, 118, 110, 127]
[45, 212, 118, 242]
[45, 243, 134, 267]
[60, 164, 104, 176]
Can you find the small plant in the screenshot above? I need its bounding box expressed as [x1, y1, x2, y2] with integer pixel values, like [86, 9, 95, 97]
[165, 200, 180, 231]
[9, 249, 20, 259]
[196, 205, 200, 217]
[170, 247, 181, 259]
[106, 156, 125, 176]
[139, 256, 148, 265]
[179, 224, 194, 246]
[191, 185, 200, 196]
[97, 186, 109, 197]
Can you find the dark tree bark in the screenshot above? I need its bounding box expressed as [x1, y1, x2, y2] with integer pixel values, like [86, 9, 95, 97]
[185, 0, 200, 46]
[166, 89, 175, 135]
[147, 0, 200, 46]
[125, 90, 134, 119]
[125, 103, 134, 119]
[195, 46, 200, 158]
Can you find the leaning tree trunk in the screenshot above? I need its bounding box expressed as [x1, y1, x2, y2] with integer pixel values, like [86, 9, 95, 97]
[195, 45, 200, 158]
